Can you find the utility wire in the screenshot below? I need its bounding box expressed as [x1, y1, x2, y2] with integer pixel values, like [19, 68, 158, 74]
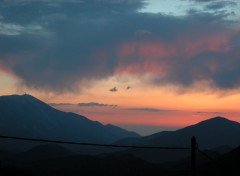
[0, 135, 190, 150]
[197, 149, 234, 175]
[197, 149, 223, 167]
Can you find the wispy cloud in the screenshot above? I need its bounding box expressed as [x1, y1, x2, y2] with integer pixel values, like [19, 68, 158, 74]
[49, 103, 74, 106]
[128, 108, 176, 113]
[205, 1, 237, 10]
[78, 102, 117, 107]
[196, 111, 232, 115]
[49, 102, 117, 107]
[0, 22, 44, 36]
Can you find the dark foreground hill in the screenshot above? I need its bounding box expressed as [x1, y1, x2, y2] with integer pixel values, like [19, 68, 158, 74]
[2, 144, 240, 176]
[0, 145, 172, 176]
[0, 94, 139, 152]
[198, 146, 240, 176]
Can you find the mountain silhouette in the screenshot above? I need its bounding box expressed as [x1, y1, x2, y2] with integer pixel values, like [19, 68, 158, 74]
[118, 117, 240, 149]
[0, 94, 139, 151]
[142, 117, 240, 149]
[116, 117, 240, 163]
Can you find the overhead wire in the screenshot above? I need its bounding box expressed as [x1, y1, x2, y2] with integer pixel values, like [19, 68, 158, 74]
[0, 135, 191, 150]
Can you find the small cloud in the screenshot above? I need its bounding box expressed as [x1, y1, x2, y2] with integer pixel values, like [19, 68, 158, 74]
[135, 29, 152, 37]
[205, 1, 237, 10]
[109, 86, 118, 92]
[78, 102, 117, 107]
[49, 103, 74, 106]
[126, 86, 131, 90]
[128, 108, 175, 113]
[196, 112, 229, 115]
[0, 22, 44, 36]
[49, 102, 118, 108]
[189, 0, 213, 2]
[9, 0, 83, 3]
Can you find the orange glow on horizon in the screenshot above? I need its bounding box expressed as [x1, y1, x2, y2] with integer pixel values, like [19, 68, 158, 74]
[51, 104, 240, 129]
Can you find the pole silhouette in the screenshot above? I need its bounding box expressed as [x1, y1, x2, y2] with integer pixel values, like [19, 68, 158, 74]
[191, 136, 197, 176]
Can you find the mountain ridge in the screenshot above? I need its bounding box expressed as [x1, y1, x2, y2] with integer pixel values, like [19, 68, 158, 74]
[139, 116, 240, 148]
[115, 116, 240, 163]
[0, 94, 140, 152]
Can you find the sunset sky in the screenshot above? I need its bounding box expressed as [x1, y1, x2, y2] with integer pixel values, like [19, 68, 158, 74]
[0, 0, 240, 135]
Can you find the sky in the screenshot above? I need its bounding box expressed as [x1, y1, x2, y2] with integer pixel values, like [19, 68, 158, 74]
[0, 0, 240, 135]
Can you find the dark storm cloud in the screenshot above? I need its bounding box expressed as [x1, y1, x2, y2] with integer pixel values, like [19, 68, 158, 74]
[161, 31, 240, 90]
[151, 46, 240, 90]
[0, 0, 240, 92]
[0, 0, 146, 91]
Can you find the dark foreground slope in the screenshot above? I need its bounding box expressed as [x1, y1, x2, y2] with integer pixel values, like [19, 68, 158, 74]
[0, 144, 167, 176]
[198, 146, 240, 176]
[2, 144, 240, 176]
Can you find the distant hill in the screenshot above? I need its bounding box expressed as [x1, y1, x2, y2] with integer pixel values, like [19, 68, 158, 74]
[116, 117, 240, 163]
[139, 117, 240, 149]
[0, 94, 140, 151]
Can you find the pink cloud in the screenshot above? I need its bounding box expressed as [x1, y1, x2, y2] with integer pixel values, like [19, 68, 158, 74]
[118, 41, 176, 60]
[179, 32, 231, 57]
[0, 59, 15, 75]
[114, 30, 234, 80]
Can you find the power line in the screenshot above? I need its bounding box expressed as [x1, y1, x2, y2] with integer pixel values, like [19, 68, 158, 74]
[197, 149, 223, 167]
[197, 149, 233, 174]
[2, 134, 236, 175]
[0, 135, 190, 150]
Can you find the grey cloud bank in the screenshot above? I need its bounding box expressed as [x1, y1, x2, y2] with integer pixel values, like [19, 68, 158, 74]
[0, 0, 239, 93]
